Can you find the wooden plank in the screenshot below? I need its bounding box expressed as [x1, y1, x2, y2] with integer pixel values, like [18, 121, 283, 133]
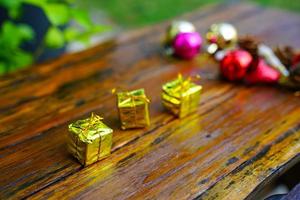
[200, 126, 300, 200]
[27, 88, 300, 200]
[0, 2, 299, 200]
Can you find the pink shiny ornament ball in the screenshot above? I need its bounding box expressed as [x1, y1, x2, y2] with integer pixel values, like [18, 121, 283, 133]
[172, 32, 202, 59]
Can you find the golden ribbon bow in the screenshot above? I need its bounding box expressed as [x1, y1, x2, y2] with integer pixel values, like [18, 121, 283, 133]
[173, 74, 201, 97]
[82, 113, 102, 134]
[73, 113, 104, 143]
[113, 88, 150, 107]
[123, 92, 150, 105]
[176, 74, 201, 115]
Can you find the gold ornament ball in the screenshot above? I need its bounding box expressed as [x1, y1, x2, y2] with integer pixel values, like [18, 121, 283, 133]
[206, 23, 238, 50]
[164, 20, 196, 45]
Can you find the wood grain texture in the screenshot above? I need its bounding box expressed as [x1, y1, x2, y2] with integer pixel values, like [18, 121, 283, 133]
[0, 2, 300, 200]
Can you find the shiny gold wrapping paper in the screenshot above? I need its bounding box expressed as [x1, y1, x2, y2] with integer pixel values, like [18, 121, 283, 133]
[117, 89, 150, 130]
[68, 113, 113, 166]
[162, 75, 202, 118]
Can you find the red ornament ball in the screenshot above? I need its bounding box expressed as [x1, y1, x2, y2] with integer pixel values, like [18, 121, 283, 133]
[244, 59, 280, 84]
[220, 50, 252, 81]
[172, 32, 202, 59]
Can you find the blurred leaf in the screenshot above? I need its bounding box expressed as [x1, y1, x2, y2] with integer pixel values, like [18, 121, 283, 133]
[63, 27, 80, 42]
[18, 24, 34, 40]
[0, 0, 21, 8]
[64, 23, 110, 43]
[45, 26, 65, 48]
[75, 33, 90, 44]
[0, 22, 19, 48]
[0, 47, 33, 74]
[91, 24, 111, 32]
[0, 21, 34, 49]
[0, 0, 22, 18]
[71, 8, 93, 29]
[11, 50, 33, 69]
[65, 0, 76, 4]
[23, 0, 46, 6]
[42, 3, 70, 26]
[8, 6, 21, 18]
[0, 0, 22, 10]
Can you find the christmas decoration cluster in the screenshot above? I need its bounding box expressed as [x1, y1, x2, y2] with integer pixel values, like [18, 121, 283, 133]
[165, 21, 300, 89]
[68, 20, 299, 166]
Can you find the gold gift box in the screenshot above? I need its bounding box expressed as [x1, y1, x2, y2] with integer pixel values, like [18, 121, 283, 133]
[117, 89, 150, 130]
[162, 75, 202, 118]
[68, 113, 113, 166]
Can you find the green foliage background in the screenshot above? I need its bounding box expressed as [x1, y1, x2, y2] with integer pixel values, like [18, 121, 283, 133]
[96, 0, 300, 27]
[0, 0, 108, 75]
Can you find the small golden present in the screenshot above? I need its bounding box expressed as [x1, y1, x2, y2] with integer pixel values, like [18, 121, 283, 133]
[162, 75, 202, 118]
[117, 89, 150, 130]
[68, 113, 113, 166]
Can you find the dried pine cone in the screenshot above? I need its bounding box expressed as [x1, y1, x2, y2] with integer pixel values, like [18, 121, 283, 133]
[290, 63, 300, 84]
[274, 46, 295, 69]
[287, 53, 300, 87]
[238, 35, 260, 58]
[280, 63, 300, 89]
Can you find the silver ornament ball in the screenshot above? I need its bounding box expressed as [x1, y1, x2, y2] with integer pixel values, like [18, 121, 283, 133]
[165, 20, 196, 45]
[206, 23, 238, 50]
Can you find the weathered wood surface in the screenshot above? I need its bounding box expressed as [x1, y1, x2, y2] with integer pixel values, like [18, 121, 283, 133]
[0, 3, 300, 200]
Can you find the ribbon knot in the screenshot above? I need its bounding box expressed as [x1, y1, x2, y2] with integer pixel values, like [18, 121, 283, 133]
[81, 113, 103, 138]
[176, 74, 201, 97]
[123, 92, 150, 105]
